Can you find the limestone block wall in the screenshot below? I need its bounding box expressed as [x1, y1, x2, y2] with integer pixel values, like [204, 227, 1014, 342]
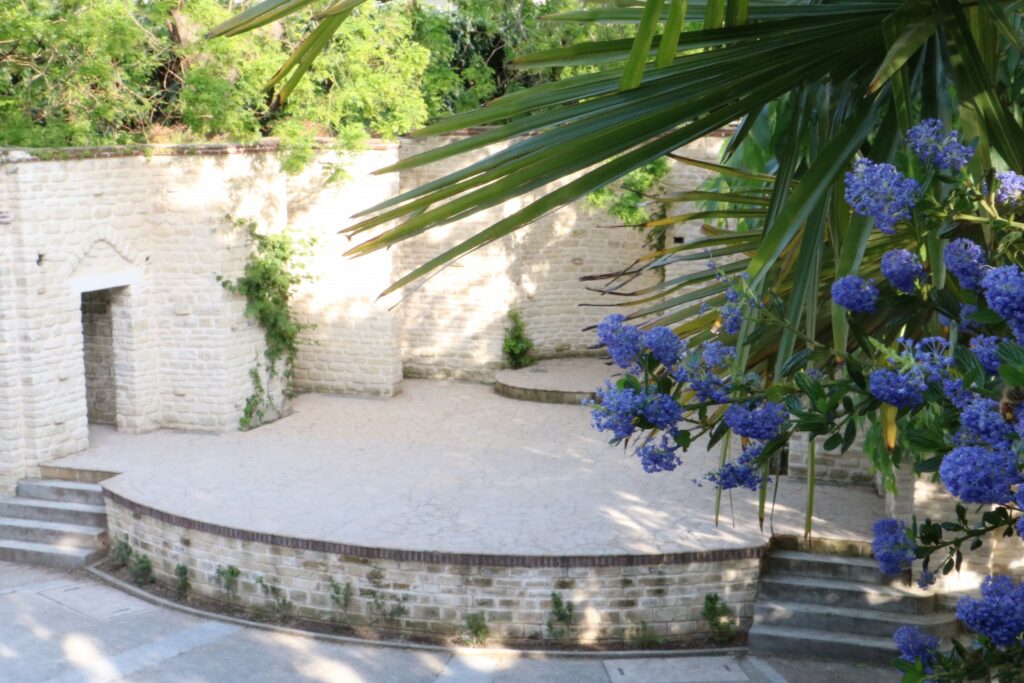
[107, 493, 762, 646]
[286, 148, 404, 398]
[0, 147, 395, 483]
[787, 434, 876, 486]
[393, 135, 726, 380]
[1, 132, 727, 489]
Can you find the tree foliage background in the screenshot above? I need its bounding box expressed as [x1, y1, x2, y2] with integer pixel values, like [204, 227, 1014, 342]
[0, 0, 627, 165]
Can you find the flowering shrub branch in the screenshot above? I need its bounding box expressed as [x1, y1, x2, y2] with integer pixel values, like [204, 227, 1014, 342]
[588, 120, 1024, 680]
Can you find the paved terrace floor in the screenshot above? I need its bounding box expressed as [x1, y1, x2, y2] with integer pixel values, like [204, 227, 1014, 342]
[50, 380, 883, 557]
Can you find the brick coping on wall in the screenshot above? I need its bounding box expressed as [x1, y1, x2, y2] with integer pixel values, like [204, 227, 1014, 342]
[103, 488, 767, 569]
[1, 126, 737, 163]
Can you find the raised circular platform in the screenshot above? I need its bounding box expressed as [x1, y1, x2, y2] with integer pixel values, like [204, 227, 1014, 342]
[49, 380, 883, 645]
[494, 357, 620, 405]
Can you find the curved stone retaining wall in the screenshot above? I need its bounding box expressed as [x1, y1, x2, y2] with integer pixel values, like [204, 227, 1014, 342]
[106, 492, 762, 645]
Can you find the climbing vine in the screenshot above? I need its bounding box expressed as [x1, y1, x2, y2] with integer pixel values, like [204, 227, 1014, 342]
[218, 219, 314, 429]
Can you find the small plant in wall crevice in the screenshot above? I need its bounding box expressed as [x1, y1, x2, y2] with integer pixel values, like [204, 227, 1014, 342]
[502, 310, 535, 369]
[218, 218, 315, 429]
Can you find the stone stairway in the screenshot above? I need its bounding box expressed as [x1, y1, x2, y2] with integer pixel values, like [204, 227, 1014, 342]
[0, 480, 108, 569]
[749, 548, 959, 664]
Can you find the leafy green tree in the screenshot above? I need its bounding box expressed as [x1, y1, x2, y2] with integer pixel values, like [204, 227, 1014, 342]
[0, 0, 163, 146]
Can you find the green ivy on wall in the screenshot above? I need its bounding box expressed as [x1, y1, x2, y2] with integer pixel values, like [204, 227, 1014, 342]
[218, 219, 314, 429]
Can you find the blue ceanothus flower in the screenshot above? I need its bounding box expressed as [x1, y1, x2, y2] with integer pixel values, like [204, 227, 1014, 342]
[597, 314, 642, 368]
[641, 327, 682, 368]
[995, 170, 1024, 210]
[894, 625, 939, 671]
[706, 441, 763, 491]
[672, 341, 735, 404]
[590, 382, 645, 440]
[872, 518, 915, 576]
[982, 265, 1024, 341]
[831, 275, 879, 313]
[944, 238, 987, 292]
[868, 368, 926, 409]
[634, 433, 682, 474]
[955, 397, 1015, 449]
[723, 401, 787, 440]
[970, 335, 1006, 375]
[906, 119, 974, 172]
[939, 445, 1018, 504]
[720, 287, 744, 335]
[641, 393, 682, 431]
[881, 249, 926, 294]
[956, 575, 1024, 647]
[844, 159, 920, 234]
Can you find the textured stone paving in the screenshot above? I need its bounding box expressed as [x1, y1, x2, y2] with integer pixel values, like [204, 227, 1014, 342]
[50, 381, 883, 556]
[0, 563, 902, 683]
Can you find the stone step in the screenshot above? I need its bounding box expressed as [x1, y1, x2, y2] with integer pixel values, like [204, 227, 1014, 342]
[17, 479, 104, 506]
[765, 550, 902, 585]
[37, 465, 117, 485]
[758, 575, 935, 614]
[0, 516, 107, 550]
[748, 624, 900, 666]
[0, 497, 106, 528]
[754, 600, 961, 639]
[0, 539, 105, 570]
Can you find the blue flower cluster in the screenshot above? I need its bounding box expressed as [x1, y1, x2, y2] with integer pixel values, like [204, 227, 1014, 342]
[1016, 489, 1024, 539]
[720, 287, 744, 335]
[635, 433, 683, 473]
[910, 336, 953, 381]
[906, 119, 974, 172]
[939, 445, 1018, 504]
[982, 265, 1024, 341]
[944, 238, 987, 292]
[868, 368, 926, 409]
[970, 335, 1005, 375]
[942, 376, 973, 410]
[956, 398, 1014, 449]
[642, 393, 683, 431]
[591, 383, 686, 441]
[844, 159, 920, 234]
[591, 382, 645, 440]
[831, 275, 878, 313]
[706, 442, 763, 491]
[893, 625, 939, 670]
[881, 249, 926, 294]
[996, 170, 1024, 210]
[956, 575, 1024, 647]
[642, 327, 682, 367]
[872, 518, 915, 576]
[723, 401, 787, 440]
[917, 568, 937, 589]
[597, 315, 641, 368]
[673, 340, 736, 404]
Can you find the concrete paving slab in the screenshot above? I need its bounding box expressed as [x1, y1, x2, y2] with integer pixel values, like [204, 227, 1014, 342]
[603, 655, 749, 683]
[39, 582, 155, 621]
[437, 653, 501, 681]
[491, 656, 610, 683]
[116, 629, 449, 683]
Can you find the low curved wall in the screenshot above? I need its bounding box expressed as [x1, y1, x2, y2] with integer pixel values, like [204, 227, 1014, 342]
[105, 491, 762, 646]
